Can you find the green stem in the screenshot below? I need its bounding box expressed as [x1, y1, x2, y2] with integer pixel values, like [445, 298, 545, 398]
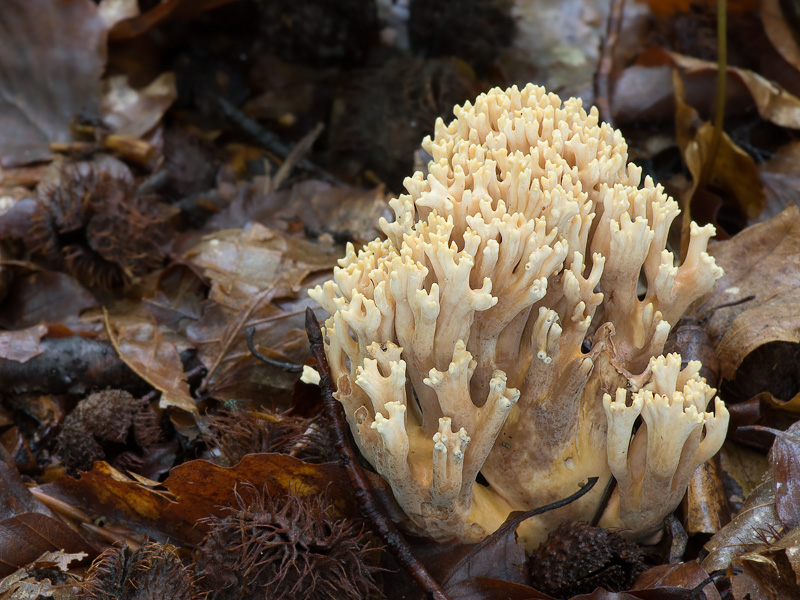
[698, 0, 727, 191]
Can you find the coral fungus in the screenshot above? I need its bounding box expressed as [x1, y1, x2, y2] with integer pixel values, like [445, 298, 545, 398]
[310, 84, 729, 547]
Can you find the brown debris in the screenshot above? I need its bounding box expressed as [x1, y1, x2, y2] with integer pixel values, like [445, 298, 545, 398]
[201, 408, 335, 466]
[55, 389, 159, 475]
[528, 520, 647, 598]
[28, 156, 174, 289]
[193, 485, 383, 600]
[78, 543, 197, 600]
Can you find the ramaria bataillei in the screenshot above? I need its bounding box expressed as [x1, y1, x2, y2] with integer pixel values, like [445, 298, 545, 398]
[309, 84, 729, 548]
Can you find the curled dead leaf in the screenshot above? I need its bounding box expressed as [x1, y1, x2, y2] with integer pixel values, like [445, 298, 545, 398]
[700, 205, 800, 380]
[673, 70, 765, 224]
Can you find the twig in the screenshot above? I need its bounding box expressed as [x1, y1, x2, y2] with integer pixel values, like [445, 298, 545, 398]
[273, 122, 325, 189]
[306, 308, 451, 600]
[589, 475, 616, 527]
[215, 96, 344, 187]
[197, 284, 276, 396]
[595, 0, 626, 126]
[246, 326, 303, 372]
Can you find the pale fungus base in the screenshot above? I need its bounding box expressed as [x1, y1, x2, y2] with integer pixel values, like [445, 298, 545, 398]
[310, 84, 729, 548]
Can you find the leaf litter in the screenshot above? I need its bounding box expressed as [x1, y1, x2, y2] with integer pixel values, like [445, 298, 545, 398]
[1, 1, 800, 599]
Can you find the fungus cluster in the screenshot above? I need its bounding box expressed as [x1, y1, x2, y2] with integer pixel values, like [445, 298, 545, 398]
[309, 84, 729, 547]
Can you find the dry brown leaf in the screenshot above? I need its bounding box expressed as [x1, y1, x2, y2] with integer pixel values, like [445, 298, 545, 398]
[0, 462, 51, 521]
[260, 180, 391, 246]
[0, 513, 96, 578]
[184, 223, 335, 310]
[682, 455, 730, 535]
[101, 72, 177, 138]
[0, 0, 107, 166]
[142, 264, 206, 332]
[187, 300, 309, 403]
[667, 50, 800, 128]
[673, 72, 765, 223]
[703, 422, 800, 572]
[615, 46, 800, 127]
[758, 141, 800, 226]
[731, 546, 800, 600]
[685, 122, 764, 219]
[183, 224, 335, 402]
[104, 309, 196, 415]
[703, 473, 779, 572]
[700, 205, 800, 380]
[0, 550, 84, 600]
[0, 272, 97, 333]
[42, 454, 369, 546]
[445, 578, 554, 600]
[761, 0, 800, 72]
[719, 441, 770, 511]
[633, 561, 721, 599]
[770, 426, 800, 528]
[0, 325, 47, 363]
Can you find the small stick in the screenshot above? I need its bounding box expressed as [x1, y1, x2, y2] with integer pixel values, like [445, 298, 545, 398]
[589, 475, 616, 527]
[595, 0, 626, 126]
[697, 0, 728, 194]
[215, 96, 343, 187]
[30, 488, 92, 524]
[306, 308, 451, 600]
[246, 326, 303, 372]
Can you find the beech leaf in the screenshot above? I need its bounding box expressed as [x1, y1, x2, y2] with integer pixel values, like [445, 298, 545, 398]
[700, 205, 800, 380]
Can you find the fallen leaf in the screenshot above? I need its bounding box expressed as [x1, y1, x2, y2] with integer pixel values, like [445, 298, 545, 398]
[719, 441, 770, 513]
[731, 551, 800, 599]
[183, 224, 335, 402]
[104, 309, 196, 415]
[640, 0, 759, 18]
[184, 223, 335, 310]
[0, 325, 47, 363]
[187, 299, 311, 403]
[703, 422, 800, 572]
[673, 71, 765, 224]
[101, 72, 177, 138]
[614, 46, 800, 127]
[0, 271, 98, 332]
[682, 455, 730, 535]
[0, 550, 84, 599]
[758, 142, 800, 225]
[665, 50, 800, 128]
[0, 462, 53, 521]
[634, 561, 719, 596]
[699, 205, 800, 380]
[446, 577, 554, 600]
[761, 0, 800, 73]
[770, 426, 800, 529]
[0, 0, 107, 166]
[263, 180, 391, 246]
[704, 474, 778, 573]
[42, 454, 368, 546]
[142, 264, 206, 332]
[738, 525, 800, 581]
[0, 513, 96, 578]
